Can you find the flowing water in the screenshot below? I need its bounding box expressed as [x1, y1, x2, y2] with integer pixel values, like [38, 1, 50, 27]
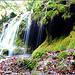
[37, 2, 49, 46]
[25, 11, 31, 46]
[0, 12, 31, 56]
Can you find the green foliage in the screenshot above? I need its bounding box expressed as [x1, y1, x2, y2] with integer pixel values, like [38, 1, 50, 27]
[16, 59, 37, 71]
[57, 51, 68, 60]
[3, 49, 8, 53]
[3, 54, 8, 56]
[23, 59, 37, 71]
[58, 4, 66, 13]
[16, 20, 26, 47]
[26, 0, 42, 11]
[47, 4, 54, 9]
[46, 10, 53, 19]
[62, 13, 71, 19]
[1, 15, 9, 23]
[3, 49, 9, 56]
[52, 10, 59, 18]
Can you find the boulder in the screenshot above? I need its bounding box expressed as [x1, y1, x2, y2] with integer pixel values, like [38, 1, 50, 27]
[3, 49, 9, 56]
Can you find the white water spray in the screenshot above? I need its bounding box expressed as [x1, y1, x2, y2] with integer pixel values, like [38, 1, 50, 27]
[0, 13, 26, 56]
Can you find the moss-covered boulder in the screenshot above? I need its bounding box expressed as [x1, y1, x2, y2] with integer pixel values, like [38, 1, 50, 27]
[3, 49, 9, 56]
[13, 48, 24, 55]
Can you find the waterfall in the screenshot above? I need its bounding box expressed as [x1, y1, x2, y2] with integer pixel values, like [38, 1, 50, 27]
[0, 13, 26, 56]
[25, 11, 31, 46]
[36, 2, 49, 47]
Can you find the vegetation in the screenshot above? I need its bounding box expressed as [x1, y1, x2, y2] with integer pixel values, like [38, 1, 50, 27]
[16, 59, 37, 71]
[13, 48, 24, 55]
[3, 49, 9, 56]
[16, 19, 27, 47]
[32, 28, 75, 58]
[57, 51, 68, 60]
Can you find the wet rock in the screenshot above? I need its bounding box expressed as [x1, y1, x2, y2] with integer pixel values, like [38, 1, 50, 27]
[3, 49, 9, 56]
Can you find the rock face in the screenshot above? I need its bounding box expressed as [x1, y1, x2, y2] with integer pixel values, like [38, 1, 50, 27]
[28, 20, 46, 52]
[17, 1, 75, 52]
[45, 3, 75, 38]
[27, 3, 75, 51]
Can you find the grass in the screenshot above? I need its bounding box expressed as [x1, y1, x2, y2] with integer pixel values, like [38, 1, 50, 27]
[32, 29, 75, 58]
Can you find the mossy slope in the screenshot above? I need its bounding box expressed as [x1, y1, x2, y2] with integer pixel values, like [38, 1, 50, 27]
[32, 27, 75, 58]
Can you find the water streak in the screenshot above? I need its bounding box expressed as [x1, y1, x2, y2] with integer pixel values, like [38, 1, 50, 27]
[0, 13, 26, 56]
[25, 11, 31, 46]
[37, 1, 49, 46]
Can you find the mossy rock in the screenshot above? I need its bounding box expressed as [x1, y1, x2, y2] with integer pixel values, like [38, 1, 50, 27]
[13, 48, 24, 55]
[3, 49, 9, 56]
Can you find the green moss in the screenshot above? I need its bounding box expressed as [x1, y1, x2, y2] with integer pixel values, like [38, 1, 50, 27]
[16, 20, 26, 47]
[3, 49, 9, 56]
[62, 13, 71, 19]
[32, 30, 75, 59]
[57, 51, 68, 60]
[32, 71, 43, 75]
[13, 48, 24, 55]
[47, 4, 54, 9]
[3, 49, 8, 53]
[58, 4, 66, 13]
[52, 10, 59, 18]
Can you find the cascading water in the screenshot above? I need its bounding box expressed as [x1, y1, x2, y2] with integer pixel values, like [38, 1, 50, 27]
[25, 11, 31, 46]
[0, 13, 26, 56]
[37, 2, 49, 46]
